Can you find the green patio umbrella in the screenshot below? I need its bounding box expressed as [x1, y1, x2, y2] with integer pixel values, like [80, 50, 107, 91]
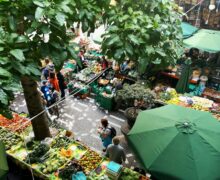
[184, 29, 220, 53]
[176, 58, 192, 94]
[128, 105, 220, 180]
[0, 141, 8, 180]
[181, 22, 198, 39]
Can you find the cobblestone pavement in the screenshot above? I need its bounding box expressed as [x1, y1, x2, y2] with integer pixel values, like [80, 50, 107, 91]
[11, 92, 141, 169]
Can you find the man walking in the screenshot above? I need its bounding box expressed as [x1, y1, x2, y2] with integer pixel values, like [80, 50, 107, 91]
[106, 136, 126, 164]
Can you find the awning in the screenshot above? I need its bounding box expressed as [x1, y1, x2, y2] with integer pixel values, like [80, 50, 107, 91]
[183, 29, 220, 53]
[181, 22, 198, 39]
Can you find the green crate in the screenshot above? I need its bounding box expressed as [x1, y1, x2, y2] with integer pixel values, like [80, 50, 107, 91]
[98, 94, 113, 110]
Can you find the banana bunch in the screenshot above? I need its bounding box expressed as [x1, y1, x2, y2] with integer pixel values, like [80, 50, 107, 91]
[166, 97, 180, 105]
[191, 104, 207, 111]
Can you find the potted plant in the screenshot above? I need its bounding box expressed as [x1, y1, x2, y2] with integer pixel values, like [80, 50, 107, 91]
[115, 82, 156, 129]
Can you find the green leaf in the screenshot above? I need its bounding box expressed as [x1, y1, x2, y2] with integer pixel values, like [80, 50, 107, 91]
[128, 34, 140, 45]
[138, 57, 148, 74]
[0, 57, 9, 65]
[82, 20, 89, 32]
[156, 49, 166, 57]
[79, 10, 85, 19]
[67, 47, 82, 68]
[33, 0, 45, 7]
[55, 13, 66, 26]
[128, 7, 133, 15]
[26, 27, 35, 35]
[114, 49, 124, 60]
[0, 107, 13, 119]
[0, 47, 4, 51]
[60, 3, 72, 14]
[106, 35, 120, 46]
[125, 43, 133, 56]
[152, 58, 161, 64]
[8, 16, 16, 31]
[0, 89, 8, 105]
[41, 25, 50, 34]
[35, 7, 44, 21]
[16, 35, 28, 43]
[10, 49, 25, 61]
[26, 64, 41, 76]
[0, 67, 11, 78]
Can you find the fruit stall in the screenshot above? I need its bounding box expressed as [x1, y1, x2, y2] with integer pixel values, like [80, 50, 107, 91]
[0, 113, 147, 180]
[157, 88, 220, 120]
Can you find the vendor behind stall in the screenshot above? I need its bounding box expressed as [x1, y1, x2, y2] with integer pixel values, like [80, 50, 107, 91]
[101, 56, 108, 70]
[78, 50, 88, 69]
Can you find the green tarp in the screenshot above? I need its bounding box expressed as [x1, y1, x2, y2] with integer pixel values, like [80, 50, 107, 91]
[0, 141, 8, 180]
[128, 105, 220, 180]
[181, 22, 198, 39]
[184, 29, 220, 53]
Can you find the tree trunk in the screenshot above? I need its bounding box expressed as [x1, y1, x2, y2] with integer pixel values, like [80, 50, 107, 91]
[21, 76, 51, 140]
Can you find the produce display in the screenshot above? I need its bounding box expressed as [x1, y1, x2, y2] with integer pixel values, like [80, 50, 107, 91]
[58, 161, 83, 180]
[159, 88, 214, 111]
[158, 88, 220, 121]
[79, 149, 102, 174]
[25, 144, 50, 164]
[0, 127, 22, 150]
[0, 113, 30, 133]
[67, 142, 87, 160]
[87, 159, 110, 179]
[52, 136, 73, 149]
[40, 152, 68, 174]
[119, 168, 140, 180]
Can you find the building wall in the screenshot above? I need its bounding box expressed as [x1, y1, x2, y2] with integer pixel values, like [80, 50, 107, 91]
[175, 0, 220, 29]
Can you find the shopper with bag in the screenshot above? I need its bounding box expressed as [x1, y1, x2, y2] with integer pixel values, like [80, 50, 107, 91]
[97, 118, 116, 152]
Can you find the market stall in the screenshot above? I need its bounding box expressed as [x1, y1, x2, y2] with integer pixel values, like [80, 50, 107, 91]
[157, 88, 220, 120]
[0, 113, 147, 180]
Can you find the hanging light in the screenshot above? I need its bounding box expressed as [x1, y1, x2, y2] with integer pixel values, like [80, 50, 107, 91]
[209, 0, 216, 10]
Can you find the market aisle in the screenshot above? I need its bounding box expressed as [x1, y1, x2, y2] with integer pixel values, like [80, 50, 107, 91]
[11, 92, 140, 169]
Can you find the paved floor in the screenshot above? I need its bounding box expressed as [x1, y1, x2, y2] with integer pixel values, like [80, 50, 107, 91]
[10, 92, 141, 170]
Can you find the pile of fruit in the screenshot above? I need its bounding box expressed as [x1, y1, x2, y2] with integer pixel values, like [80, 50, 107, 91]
[0, 127, 22, 150]
[79, 150, 102, 174]
[60, 148, 73, 158]
[52, 136, 72, 149]
[58, 161, 83, 180]
[191, 96, 213, 109]
[0, 113, 30, 133]
[119, 168, 140, 180]
[40, 152, 68, 174]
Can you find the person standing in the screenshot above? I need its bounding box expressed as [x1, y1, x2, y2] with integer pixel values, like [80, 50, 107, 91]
[106, 136, 126, 164]
[48, 72, 60, 92]
[57, 71, 66, 98]
[97, 119, 112, 152]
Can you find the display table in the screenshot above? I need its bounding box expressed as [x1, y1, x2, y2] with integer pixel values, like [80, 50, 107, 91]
[161, 72, 198, 84]
[158, 89, 220, 121]
[202, 88, 220, 103]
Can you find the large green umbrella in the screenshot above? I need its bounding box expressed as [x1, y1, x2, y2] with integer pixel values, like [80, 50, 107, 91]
[0, 141, 8, 180]
[184, 29, 220, 53]
[128, 105, 220, 180]
[176, 58, 192, 94]
[181, 22, 198, 39]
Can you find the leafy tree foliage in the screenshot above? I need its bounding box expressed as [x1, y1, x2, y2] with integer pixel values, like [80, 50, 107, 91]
[102, 0, 183, 75]
[0, 0, 110, 139]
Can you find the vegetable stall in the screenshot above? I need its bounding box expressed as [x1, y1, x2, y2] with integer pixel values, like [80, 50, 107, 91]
[0, 113, 147, 180]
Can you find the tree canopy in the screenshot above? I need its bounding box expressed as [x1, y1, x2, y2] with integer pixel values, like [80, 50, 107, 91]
[102, 0, 183, 75]
[0, 0, 111, 118]
[0, 0, 183, 118]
